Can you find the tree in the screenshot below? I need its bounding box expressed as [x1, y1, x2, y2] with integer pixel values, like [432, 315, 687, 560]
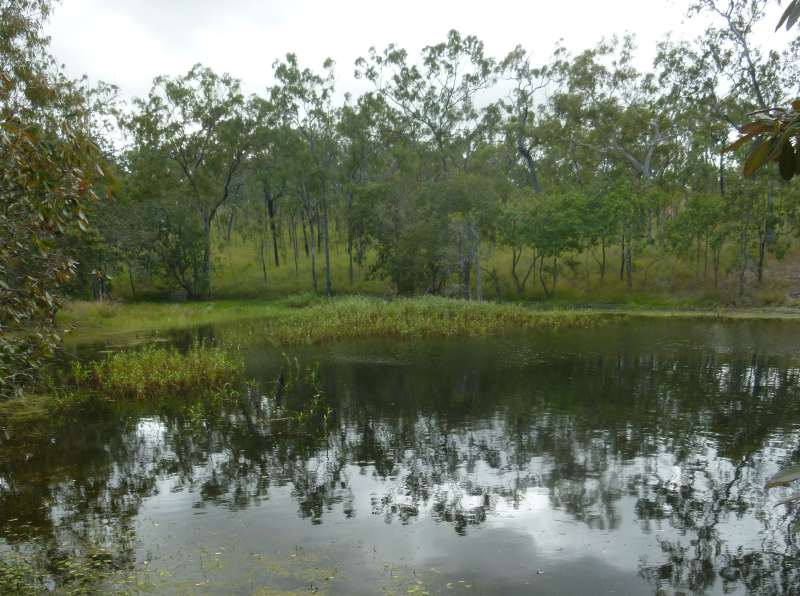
[270, 55, 340, 296]
[0, 0, 110, 398]
[125, 65, 254, 299]
[715, 0, 800, 178]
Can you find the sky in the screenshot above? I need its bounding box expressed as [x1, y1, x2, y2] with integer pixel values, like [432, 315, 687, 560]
[45, 0, 792, 103]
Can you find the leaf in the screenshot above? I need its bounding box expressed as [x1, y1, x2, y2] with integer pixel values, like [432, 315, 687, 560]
[776, 1, 800, 31]
[795, 142, 800, 176]
[741, 121, 772, 135]
[766, 464, 800, 488]
[722, 134, 754, 153]
[792, 99, 800, 112]
[743, 139, 774, 177]
[774, 492, 800, 507]
[779, 141, 796, 180]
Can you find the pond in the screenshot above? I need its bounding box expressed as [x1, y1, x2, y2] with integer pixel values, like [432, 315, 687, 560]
[3, 318, 800, 594]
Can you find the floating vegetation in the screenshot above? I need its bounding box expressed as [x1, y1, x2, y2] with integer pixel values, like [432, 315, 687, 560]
[0, 553, 42, 595]
[0, 548, 141, 596]
[71, 343, 244, 400]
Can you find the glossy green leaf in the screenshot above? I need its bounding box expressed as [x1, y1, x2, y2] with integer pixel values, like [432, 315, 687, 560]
[743, 139, 774, 177]
[779, 141, 796, 180]
[766, 464, 800, 488]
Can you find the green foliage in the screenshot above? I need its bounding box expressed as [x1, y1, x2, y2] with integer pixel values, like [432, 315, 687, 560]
[0, 0, 111, 399]
[10, 1, 800, 364]
[122, 64, 255, 299]
[71, 344, 243, 399]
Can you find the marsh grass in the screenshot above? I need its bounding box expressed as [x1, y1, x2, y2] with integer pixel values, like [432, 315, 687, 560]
[248, 296, 626, 344]
[71, 344, 243, 400]
[62, 294, 800, 350]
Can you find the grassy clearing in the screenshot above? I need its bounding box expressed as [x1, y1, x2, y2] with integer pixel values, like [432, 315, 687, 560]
[58, 299, 290, 344]
[112, 232, 800, 307]
[71, 344, 244, 399]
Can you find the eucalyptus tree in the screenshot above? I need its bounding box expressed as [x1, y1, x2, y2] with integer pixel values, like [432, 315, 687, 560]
[242, 98, 300, 281]
[125, 65, 255, 299]
[356, 30, 497, 173]
[498, 45, 559, 193]
[0, 0, 111, 398]
[337, 92, 391, 285]
[355, 31, 500, 297]
[270, 55, 339, 296]
[548, 38, 679, 287]
[695, 0, 800, 179]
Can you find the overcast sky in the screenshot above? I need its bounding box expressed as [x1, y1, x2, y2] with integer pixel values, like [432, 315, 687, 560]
[45, 0, 791, 102]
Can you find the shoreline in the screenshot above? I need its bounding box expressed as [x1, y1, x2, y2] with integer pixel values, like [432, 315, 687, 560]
[58, 295, 800, 346]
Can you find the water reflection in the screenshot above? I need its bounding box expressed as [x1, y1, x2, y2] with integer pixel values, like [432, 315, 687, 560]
[3, 320, 800, 593]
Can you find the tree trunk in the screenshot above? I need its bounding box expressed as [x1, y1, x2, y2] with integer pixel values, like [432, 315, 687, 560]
[225, 210, 235, 242]
[259, 236, 268, 283]
[200, 218, 213, 299]
[619, 234, 625, 281]
[517, 141, 542, 193]
[348, 239, 354, 286]
[301, 213, 310, 258]
[266, 192, 280, 268]
[309, 216, 318, 293]
[347, 191, 354, 286]
[475, 242, 483, 303]
[322, 199, 333, 297]
[625, 242, 633, 290]
[127, 263, 137, 298]
[538, 255, 550, 297]
[757, 193, 772, 286]
[511, 247, 524, 294]
[290, 219, 299, 277]
[600, 237, 606, 281]
[738, 228, 747, 299]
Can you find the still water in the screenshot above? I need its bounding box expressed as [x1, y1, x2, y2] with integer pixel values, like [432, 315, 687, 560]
[3, 318, 800, 594]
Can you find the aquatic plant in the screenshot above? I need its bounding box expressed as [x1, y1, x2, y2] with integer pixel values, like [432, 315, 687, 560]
[255, 296, 624, 344]
[71, 343, 243, 400]
[0, 553, 42, 595]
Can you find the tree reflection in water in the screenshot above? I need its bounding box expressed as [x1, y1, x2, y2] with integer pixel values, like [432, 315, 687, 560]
[2, 327, 800, 593]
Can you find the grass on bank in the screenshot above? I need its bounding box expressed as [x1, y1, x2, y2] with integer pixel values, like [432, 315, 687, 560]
[60, 295, 631, 346]
[71, 344, 244, 399]
[60, 294, 800, 347]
